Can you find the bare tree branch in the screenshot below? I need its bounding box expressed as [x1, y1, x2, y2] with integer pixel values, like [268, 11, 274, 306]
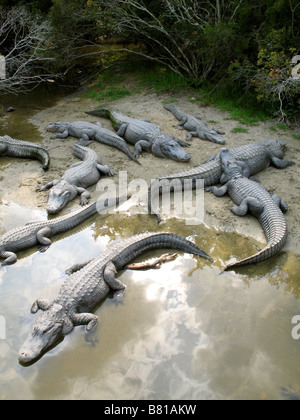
[93, 0, 244, 80]
[0, 6, 57, 95]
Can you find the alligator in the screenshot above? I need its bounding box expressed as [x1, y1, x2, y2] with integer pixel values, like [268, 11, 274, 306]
[85, 109, 191, 162]
[46, 121, 140, 164]
[206, 148, 288, 270]
[18, 232, 211, 363]
[164, 104, 226, 144]
[0, 135, 50, 170]
[148, 139, 294, 221]
[38, 143, 114, 214]
[0, 195, 128, 266]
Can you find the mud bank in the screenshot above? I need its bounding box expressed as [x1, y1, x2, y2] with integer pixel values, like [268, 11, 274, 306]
[1, 89, 299, 254]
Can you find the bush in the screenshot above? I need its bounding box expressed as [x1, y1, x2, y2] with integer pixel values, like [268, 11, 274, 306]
[229, 30, 300, 122]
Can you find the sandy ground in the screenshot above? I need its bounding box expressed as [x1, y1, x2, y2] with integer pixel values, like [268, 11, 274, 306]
[1, 89, 299, 254]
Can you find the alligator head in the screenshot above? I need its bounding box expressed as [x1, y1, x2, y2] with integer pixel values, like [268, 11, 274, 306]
[263, 139, 286, 159]
[46, 122, 69, 134]
[154, 137, 191, 162]
[18, 303, 74, 364]
[219, 148, 244, 183]
[46, 181, 78, 214]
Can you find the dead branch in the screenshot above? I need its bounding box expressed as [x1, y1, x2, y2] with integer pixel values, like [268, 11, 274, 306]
[0, 6, 57, 94]
[126, 254, 178, 270]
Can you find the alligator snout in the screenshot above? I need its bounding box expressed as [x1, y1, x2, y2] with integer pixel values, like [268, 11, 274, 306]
[46, 203, 63, 215]
[46, 183, 76, 214]
[18, 349, 35, 364]
[46, 122, 66, 133]
[46, 123, 58, 132]
[161, 139, 191, 162]
[176, 152, 191, 162]
[46, 195, 70, 214]
[18, 332, 46, 364]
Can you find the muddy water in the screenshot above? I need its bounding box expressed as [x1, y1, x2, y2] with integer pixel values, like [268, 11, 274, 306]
[0, 205, 299, 400]
[0, 85, 73, 141]
[0, 91, 300, 400]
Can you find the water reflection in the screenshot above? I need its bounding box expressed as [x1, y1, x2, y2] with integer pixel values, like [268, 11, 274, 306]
[0, 202, 299, 400]
[0, 85, 74, 141]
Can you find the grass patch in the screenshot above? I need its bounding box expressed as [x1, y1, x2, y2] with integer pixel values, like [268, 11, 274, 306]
[84, 70, 133, 103]
[134, 65, 272, 125]
[276, 123, 290, 131]
[137, 68, 190, 93]
[83, 62, 274, 126]
[231, 127, 249, 133]
[85, 86, 132, 102]
[293, 134, 300, 140]
[197, 83, 271, 125]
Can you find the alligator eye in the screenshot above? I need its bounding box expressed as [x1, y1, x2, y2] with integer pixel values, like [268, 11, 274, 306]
[42, 325, 54, 335]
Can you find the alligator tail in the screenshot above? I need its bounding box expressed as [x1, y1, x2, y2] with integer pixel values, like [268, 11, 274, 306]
[108, 139, 141, 165]
[164, 104, 184, 120]
[85, 109, 112, 119]
[224, 230, 288, 271]
[85, 109, 140, 165]
[38, 148, 50, 171]
[13, 145, 50, 171]
[85, 108, 118, 130]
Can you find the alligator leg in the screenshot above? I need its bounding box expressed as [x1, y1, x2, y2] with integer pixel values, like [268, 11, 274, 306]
[173, 138, 191, 147]
[134, 140, 151, 158]
[117, 123, 128, 137]
[31, 299, 52, 313]
[65, 258, 95, 275]
[76, 187, 91, 206]
[37, 227, 53, 252]
[270, 156, 295, 168]
[206, 185, 228, 197]
[37, 180, 59, 192]
[77, 131, 95, 146]
[177, 117, 188, 129]
[206, 153, 218, 162]
[187, 131, 197, 141]
[71, 313, 99, 332]
[77, 138, 94, 147]
[1, 251, 18, 266]
[215, 129, 226, 135]
[51, 130, 69, 139]
[272, 194, 288, 213]
[96, 163, 115, 177]
[231, 197, 264, 217]
[237, 161, 251, 178]
[103, 262, 127, 304]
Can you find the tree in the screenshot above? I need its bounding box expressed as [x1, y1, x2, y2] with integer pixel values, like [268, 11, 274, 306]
[0, 6, 56, 94]
[229, 29, 300, 123]
[92, 0, 243, 81]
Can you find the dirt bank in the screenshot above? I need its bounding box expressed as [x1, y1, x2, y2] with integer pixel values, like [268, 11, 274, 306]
[1, 89, 299, 254]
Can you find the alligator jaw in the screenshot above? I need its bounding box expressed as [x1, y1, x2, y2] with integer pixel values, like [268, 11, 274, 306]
[19, 303, 73, 364]
[46, 122, 67, 133]
[18, 333, 65, 365]
[46, 183, 77, 214]
[46, 195, 71, 214]
[159, 139, 191, 162]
